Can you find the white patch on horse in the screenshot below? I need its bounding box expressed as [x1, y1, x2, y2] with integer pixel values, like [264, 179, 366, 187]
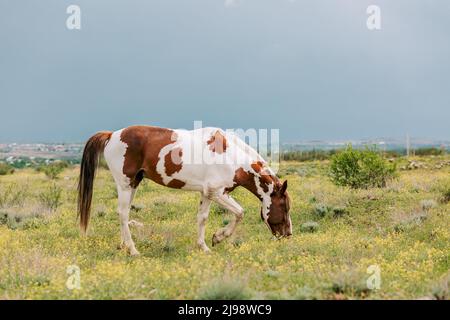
[158, 128, 237, 193]
[155, 141, 181, 186]
[103, 129, 139, 255]
[104, 129, 131, 188]
[248, 165, 274, 221]
[255, 176, 274, 219]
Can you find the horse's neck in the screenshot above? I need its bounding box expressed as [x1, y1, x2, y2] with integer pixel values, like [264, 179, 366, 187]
[235, 166, 279, 201]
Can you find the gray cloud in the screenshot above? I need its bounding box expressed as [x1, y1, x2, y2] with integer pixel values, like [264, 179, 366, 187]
[0, 0, 449, 143]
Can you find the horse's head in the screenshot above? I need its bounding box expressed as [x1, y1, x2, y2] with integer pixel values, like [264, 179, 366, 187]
[261, 180, 292, 238]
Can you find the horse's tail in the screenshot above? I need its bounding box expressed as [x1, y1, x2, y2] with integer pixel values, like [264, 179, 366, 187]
[78, 131, 112, 234]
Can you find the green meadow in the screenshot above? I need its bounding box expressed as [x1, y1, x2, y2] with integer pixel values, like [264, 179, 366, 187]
[0, 156, 449, 299]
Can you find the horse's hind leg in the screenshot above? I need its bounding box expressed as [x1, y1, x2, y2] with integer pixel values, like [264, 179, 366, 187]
[117, 186, 140, 256]
[211, 191, 244, 246]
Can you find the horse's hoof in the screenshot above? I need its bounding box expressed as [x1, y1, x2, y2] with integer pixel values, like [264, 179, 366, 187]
[129, 250, 140, 257]
[202, 246, 212, 253]
[198, 243, 211, 253]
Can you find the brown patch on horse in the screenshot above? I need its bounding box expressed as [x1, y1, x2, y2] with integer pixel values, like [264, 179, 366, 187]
[165, 147, 183, 176]
[207, 130, 227, 154]
[120, 126, 177, 187]
[251, 161, 277, 193]
[259, 175, 272, 193]
[251, 161, 264, 173]
[225, 167, 262, 200]
[167, 179, 186, 189]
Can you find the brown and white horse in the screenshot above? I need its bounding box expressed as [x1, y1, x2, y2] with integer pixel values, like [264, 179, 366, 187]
[78, 125, 291, 255]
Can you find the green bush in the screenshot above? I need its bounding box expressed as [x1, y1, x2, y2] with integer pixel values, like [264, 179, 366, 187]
[300, 221, 319, 233]
[312, 204, 348, 219]
[329, 145, 396, 189]
[0, 163, 14, 175]
[420, 199, 437, 211]
[0, 183, 29, 208]
[431, 276, 449, 300]
[414, 147, 445, 156]
[312, 204, 329, 218]
[38, 184, 63, 211]
[295, 286, 321, 300]
[0, 205, 49, 230]
[36, 161, 69, 179]
[282, 149, 336, 162]
[332, 206, 348, 217]
[392, 211, 428, 233]
[439, 184, 450, 204]
[0, 212, 8, 225]
[330, 270, 371, 298]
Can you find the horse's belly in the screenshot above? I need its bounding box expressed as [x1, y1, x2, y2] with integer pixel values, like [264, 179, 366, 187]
[172, 164, 237, 192]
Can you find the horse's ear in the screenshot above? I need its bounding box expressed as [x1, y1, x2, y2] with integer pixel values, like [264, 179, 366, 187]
[280, 180, 288, 195]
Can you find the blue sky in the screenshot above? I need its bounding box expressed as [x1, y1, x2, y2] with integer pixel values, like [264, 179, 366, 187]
[0, 0, 449, 143]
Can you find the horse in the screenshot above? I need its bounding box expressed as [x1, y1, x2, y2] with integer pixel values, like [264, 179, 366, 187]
[78, 125, 292, 255]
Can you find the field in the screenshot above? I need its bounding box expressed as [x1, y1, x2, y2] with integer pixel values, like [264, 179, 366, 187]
[0, 156, 449, 300]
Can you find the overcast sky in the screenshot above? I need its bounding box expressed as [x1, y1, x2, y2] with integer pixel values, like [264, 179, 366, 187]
[0, 0, 449, 143]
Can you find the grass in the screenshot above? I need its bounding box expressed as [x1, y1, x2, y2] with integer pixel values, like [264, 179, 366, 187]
[0, 155, 449, 299]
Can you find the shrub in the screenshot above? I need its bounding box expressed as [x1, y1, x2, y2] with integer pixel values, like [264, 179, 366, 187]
[0, 183, 29, 208]
[0, 211, 8, 224]
[130, 204, 145, 212]
[439, 184, 450, 204]
[295, 286, 320, 300]
[329, 145, 396, 189]
[277, 166, 301, 178]
[282, 149, 336, 162]
[0, 205, 50, 230]
[198, 277, 251, 300]
[232, 238, 243, 247]
[392, 211, 428, 233]
[329, 270, 371, 298]
[95, 205, 108, 217]
[0, 186, 14, 208]
[36, 161, 69, 179]
[222, 218, 230, 226]
[431, 276, 449, 300]
[0, 163, 14, 175]
[420, 199, 437, 211]
[332, 206, 348, 217]
[265, 269, 280, 278]
[162, 233, 176, 253]
[414, 147, 445, 156]
[38, 184, 63, 211]
[312, 204, 329, 218]
[300, 221, 319, 233]
[312, 204, 348, 218]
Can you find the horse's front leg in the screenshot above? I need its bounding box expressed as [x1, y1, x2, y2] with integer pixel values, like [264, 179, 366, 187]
[197, 195, 212, 252]
[211, 191, 244, 246]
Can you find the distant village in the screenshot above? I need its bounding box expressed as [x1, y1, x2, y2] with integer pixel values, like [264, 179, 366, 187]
[0, 143, 83, 168]
[0, 138, 448, 168]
